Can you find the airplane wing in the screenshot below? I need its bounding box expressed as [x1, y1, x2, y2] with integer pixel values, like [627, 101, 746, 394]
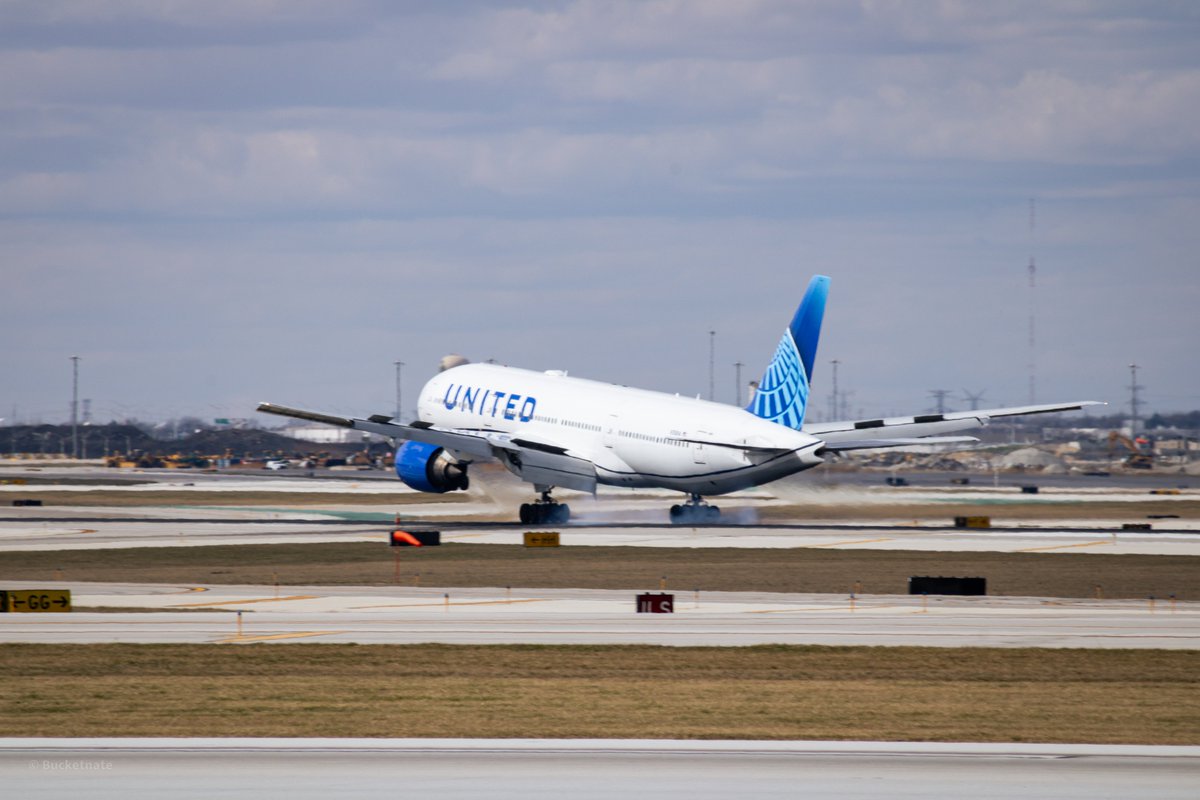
[256, 402, 598, 493]
[806, 401, 1103, 451]
[257, 402, 495, 458]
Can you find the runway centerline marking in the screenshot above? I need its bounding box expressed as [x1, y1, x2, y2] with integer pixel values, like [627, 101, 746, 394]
[1017, 540, 1113, 553]
[170, 595, 318, 608]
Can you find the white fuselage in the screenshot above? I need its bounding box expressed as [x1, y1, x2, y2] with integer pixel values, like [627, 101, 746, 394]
[418, 363, 823, 496]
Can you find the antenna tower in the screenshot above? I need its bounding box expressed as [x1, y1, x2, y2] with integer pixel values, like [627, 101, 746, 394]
[1128, 363, 1143, 438]
[1028, 198, 1037, 405]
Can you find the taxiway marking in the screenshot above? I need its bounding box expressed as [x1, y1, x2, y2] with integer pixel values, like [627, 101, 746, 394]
[171, 595, 318, 608]
[1017, 540, 1113, 553]
[214, 631, 343, 644]
[349, 598, 551, 610]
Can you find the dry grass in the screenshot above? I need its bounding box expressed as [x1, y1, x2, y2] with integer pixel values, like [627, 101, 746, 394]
[2, 490, 463, 506]
[2, 644, 1195, 742]
[2, 542, 1196, 600]
[758, 499, 1200, 523]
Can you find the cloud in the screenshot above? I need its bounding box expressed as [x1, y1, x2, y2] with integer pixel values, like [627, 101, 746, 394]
[1, 2, 1198, 420]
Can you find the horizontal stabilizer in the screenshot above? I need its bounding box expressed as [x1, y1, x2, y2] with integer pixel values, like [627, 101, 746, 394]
[808, 400, 1103, 445]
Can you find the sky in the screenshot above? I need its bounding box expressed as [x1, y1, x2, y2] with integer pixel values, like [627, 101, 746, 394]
[3, 0, 1198, 427]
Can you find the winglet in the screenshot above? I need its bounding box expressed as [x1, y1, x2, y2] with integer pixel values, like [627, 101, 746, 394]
[746, 275, 830, 430]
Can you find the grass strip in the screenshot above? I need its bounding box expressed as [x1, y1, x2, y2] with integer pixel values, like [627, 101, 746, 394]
[3, 542, 1196, 599]
[1, 490, 464, 506]
[2, 644, 1195, 743]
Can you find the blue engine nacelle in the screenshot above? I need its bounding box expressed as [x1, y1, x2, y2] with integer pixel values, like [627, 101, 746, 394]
[394, 441, 469, 493]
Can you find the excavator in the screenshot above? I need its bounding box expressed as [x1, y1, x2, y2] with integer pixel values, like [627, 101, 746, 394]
[1107, 431, 1153, 469]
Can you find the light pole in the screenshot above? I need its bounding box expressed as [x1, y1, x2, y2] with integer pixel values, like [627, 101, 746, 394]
[70, 355, 80, 459]
[734, 362, 744, 407]
[829, 359, 840, 422]
[708, 331, 715, 401]
[394, 361, 405, 421]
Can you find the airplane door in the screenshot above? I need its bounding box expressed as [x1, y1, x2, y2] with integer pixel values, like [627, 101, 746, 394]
[604, 415, 618, 448]
[692, 431, 709, 464]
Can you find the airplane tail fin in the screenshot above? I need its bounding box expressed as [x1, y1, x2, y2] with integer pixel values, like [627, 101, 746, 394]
[746, 275, 829, 430]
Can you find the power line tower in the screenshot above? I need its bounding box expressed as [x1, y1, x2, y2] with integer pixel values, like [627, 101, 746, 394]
[929, 389, 951, 415]
[840, 389, 854, 421]
[961, 389, 987, 411]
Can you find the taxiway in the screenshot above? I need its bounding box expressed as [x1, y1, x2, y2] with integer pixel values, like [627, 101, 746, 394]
[4, 739, 1198, 800]
[2, 581, 1195, 648]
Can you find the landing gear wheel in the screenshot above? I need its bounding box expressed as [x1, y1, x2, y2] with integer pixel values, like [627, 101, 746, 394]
[519, 489, 569, 525]
[669, 495, 720, 524]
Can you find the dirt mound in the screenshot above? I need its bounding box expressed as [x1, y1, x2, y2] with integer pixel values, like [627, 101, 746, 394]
[996, 447, 1066, 470]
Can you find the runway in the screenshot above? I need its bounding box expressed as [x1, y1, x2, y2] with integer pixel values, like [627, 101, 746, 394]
[4, 739, 1198, 800]
[2, 512, 1198, 554]
[2, 465, 1196, 554]
[2, 582, 1195, 648]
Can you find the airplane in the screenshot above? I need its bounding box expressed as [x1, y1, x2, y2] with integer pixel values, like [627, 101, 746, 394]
[257, 275, 1100, 524]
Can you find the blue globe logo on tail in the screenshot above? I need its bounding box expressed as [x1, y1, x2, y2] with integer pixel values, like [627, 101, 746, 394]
[746, 275, 830, 430]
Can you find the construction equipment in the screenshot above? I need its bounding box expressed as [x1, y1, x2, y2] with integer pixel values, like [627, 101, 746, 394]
[1107, 432, 1153, 469]
[104, 451, 165, 468]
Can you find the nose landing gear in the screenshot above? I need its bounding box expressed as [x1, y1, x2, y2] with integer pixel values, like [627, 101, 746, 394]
[669, 494, 720, 524]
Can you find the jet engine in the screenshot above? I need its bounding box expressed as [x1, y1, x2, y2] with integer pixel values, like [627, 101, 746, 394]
[394, 441, 469, 493]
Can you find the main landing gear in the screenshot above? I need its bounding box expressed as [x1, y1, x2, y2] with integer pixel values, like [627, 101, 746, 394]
[669, 494, 720, 524]
[519, 488, 570, 525]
